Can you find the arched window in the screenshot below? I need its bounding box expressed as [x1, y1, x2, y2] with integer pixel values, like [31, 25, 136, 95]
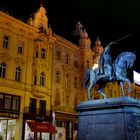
[66, 74, 70, 88]
[41, 48, 46, 59]
[87, 60, 89, 69]
[66, 53, 70, 64]
[33, 71, 37, 85]
[39, 23, 43, 33]
[3, 35, 9, 48]
[40, 72, 45, 86]
[56, 50, 61, 60]
[35, 47, 39, 58]
[0, 62, 6, 78]
[56, 71, 61, 83]
[74, 94, 78, 106]
[18, 40, 24, 54]
[15, 67, 21, 82]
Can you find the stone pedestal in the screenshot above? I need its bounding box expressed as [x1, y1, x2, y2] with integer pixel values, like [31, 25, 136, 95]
[75, 97, 140, 140]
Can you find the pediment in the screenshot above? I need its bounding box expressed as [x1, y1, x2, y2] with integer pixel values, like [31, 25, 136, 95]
[0, 52, 10, 61]
[15, 58, 25, 66]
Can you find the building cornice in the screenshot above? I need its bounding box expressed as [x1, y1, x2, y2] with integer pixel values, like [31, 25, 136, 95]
[54, 34, 79, 49]
[0, 11, 37, 32]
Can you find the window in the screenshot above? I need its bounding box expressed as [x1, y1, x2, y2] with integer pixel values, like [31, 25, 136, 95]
[66, 95, 69, 107]
[15, 67, 21, 82]
[41, 48, 46, 59]
[56, 50, 61, 60]
[39, 100, 46, 115]
[55, 89, 60, 106]
[0, 94, 3, 109]
[4, 95, 12, 110]
[74, 60, 78, 67]
[35, 47, 39, 58]
[0, 93, 20, 111]
[18, 41, 24, 54]
[0, 62, 6, 78]
[29, 98, 36, 114]
[66, 53, 70, 64]
[87, 60, 89, 69]
[39, 24, 44, 33]
[33, 72, 37, 85]
[12, 96, 20, 111]
[56, 71, 60, 83]
[74, 95, 78, 106]
[66, 74, 70, 88]
[40, 72, 45, 86]
[74, 77, 77, 88]
[80, 79, 83, 89]
[3, 35, 9, 48]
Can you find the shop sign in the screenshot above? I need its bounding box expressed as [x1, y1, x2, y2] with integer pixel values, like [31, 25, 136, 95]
[0, 112, 19, 119]
[35, 116, 45, 122]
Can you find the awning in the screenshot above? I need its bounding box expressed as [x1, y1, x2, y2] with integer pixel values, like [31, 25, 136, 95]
[27, 121, 57, 133]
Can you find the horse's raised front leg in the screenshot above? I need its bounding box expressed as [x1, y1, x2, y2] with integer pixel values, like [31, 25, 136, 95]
[98, 89, 107, 99]
[87, 71, 96, 100]
[87, 79, 94, 100]
[120, 77, 132, 95]
[127, 80, 132, 93]
[120, 81, 126, 96]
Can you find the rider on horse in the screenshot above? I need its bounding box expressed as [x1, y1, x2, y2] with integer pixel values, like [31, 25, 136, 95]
[99, 42, 115, 81]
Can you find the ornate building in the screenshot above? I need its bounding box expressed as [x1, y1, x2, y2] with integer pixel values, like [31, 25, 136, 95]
[0, 5, 56, 140]
[51, 21, 97, 139]
[0, 4, 139, 140]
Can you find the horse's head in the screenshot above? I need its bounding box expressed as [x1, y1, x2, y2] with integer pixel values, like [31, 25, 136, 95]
[115, 52, 136, 69]
[125, 52, 136, 68]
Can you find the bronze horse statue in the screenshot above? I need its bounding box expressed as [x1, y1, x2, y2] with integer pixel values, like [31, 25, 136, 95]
[84, 51, 136, 100]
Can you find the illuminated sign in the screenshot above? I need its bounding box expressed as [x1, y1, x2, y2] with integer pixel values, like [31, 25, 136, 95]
[133, 71, 140, 85]
[0, 112, 19, 119]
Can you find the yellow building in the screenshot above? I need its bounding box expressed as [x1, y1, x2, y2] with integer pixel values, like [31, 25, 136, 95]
[0, 5, 97, 139]
[0, 6, 56, 140]
[0, 4, 138, 140]
[51, 21, 104, 139]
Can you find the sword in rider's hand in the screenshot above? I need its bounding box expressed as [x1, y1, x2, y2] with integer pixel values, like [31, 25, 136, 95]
[104, 34, 133, 50]
[112, 34, 133, 44]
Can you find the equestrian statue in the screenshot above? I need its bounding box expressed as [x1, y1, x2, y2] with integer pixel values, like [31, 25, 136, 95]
[84, 41, 136, 100]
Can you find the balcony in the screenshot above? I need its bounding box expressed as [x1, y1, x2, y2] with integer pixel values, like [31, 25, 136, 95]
[51, 105, 77, 114]
[31, 86, 48, 98]
[24, 107, 52, 122]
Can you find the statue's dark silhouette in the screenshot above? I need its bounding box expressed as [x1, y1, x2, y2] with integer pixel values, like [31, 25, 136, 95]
[84, 44, 136, 100]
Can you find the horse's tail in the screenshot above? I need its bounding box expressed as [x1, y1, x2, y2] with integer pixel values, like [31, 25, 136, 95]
[84, 69, 91, 90]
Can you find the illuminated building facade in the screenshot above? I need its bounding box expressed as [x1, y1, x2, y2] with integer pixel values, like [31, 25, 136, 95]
[0, 4, 138, 140]
[0, 6, 55, 140]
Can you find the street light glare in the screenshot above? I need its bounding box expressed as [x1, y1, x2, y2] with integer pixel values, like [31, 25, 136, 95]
[92, 63, 99, 70]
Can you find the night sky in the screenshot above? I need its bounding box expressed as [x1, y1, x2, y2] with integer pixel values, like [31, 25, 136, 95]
[0, 0, 140, 77]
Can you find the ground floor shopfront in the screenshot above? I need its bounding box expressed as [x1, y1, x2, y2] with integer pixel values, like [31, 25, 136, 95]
[0, 115, 56, 140]
[22, 112, 56, 140]
[24, 121, 56, 140]
[0, 111, 20, 140]
[0, 117, 16, 140]
[54, 111, 78, 140]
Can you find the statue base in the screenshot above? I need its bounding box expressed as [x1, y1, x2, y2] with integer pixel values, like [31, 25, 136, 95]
[75, 96, 140, 140]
